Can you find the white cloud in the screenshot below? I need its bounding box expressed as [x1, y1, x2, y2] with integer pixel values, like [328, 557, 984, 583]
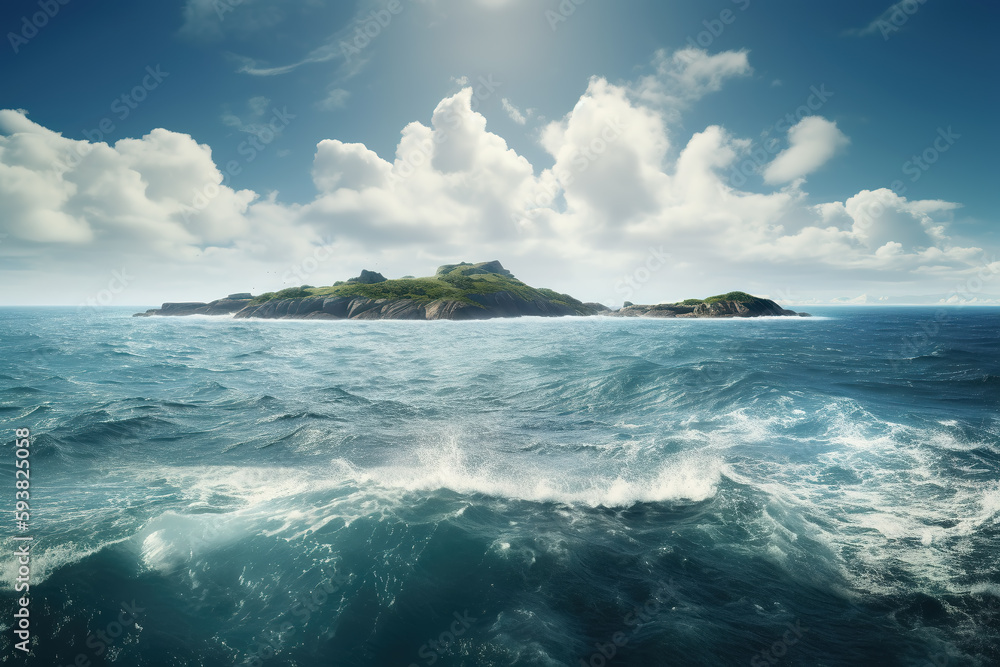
[843, 189, 957, 251]
[303, 87, 536, 249]
[0, 48, 992, 305]
[539, 77, 670, 228]
[632, 48, 752, 108]
[318, 88, 351, 111]
[0, 109, 308, 265]
[763, 116, 849, 184]
[501, 98, 527, 125]
[312, 140, 391, 192]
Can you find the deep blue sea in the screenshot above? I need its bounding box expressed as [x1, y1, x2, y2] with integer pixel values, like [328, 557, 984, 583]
[0, 307, 997, 666]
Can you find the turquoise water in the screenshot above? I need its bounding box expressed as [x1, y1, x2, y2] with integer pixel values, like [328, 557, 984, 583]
[0, 307, 997, 666]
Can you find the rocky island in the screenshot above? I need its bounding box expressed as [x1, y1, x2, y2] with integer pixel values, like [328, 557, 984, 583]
[134, 261, 809, 320]
[611, 292, 810, 318]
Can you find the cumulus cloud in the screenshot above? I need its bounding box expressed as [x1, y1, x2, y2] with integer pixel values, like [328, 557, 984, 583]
[763, 116, 849, 184]
[0, 110, 312, 269]
[0, 47, 990, 306]
[302, 87, 536, 249]
[539, 77, 670, 229]
[311, 140, 391, 192]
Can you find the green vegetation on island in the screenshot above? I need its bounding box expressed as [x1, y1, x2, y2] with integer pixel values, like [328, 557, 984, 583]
[134, 261, 808, 319]
[673, 291, 757, 306]
[249, 261, 589, 312]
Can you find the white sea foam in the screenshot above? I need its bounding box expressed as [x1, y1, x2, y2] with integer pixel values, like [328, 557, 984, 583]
[0, 539, 130, 591]
[357, 438, 723, 507]
[9, 394, 994, 603]
[709, 399, 1000, 598]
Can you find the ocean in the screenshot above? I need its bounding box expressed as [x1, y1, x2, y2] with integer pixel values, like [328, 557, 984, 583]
[0, 307, 997, 666]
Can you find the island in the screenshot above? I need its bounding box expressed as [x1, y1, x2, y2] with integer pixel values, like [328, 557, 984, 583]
[610, 292, 810, 318]
[133, 261, 809, 320]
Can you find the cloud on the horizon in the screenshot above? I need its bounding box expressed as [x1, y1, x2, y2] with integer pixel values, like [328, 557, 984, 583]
[0, 47, 991, 305]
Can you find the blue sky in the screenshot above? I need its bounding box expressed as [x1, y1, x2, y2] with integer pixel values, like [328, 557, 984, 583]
[1, 0, 997, 305]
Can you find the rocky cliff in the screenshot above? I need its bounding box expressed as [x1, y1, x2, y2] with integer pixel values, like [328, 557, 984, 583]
[135, 262, 602, 320]
[229, 291, 595, 320]
[610, 293, 809, 318]
[133, 296, 251, 317]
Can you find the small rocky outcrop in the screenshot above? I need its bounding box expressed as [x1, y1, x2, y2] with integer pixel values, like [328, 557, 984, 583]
[133, 297, 251, 317]
[583, 302, 612, 313]
[347, 270, 387, 285]
[436, 260, 514, 278]
[610, 296, 809, 318]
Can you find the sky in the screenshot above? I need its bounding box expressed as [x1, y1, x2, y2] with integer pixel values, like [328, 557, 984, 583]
[0, 0, 997, 307]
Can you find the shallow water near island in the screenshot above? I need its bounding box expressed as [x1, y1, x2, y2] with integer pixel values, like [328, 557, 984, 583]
[0, 307, 998, 666]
